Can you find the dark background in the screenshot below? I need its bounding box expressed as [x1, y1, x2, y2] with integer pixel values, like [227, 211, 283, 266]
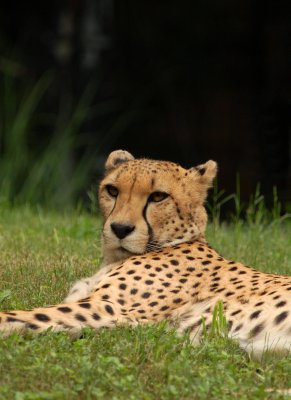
[0, 0, 290, 209]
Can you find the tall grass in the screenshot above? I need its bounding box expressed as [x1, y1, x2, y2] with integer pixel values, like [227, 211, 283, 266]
[0, 69, 98, 208]
[207, 176, 290, 228]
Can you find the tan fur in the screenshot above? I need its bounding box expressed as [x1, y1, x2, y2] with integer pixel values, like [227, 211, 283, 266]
[1, 151, 291, 358]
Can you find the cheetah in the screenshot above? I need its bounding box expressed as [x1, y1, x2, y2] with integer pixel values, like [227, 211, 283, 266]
[1, 149, 291, 358]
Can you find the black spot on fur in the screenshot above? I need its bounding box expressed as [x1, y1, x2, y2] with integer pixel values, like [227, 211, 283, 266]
[231, 310, 242, 316]
[79, 302, 91, 309]
[274, 311, 288, 325]
[101, 283, 111, 288]
[228, 320, 233, 330]
[142, 292, 151, 299]
[7, 317, 23, 323]
[210, 283, 219, 289]
[34, 313, 51, 322]
[191, 319, 203, 330]
[105, 304, 114, 315]
[75, 314, 87, 322]
[250, 323, 265, 337]
[127, 270, 136, 275]
[57, 306, 72, 313]
[276, 301, 287, 308]
[92, 313, 101, 320]
[130, 288, 138, 295]
[234, 323, 243, 332]
[109, 272, 119, 277]
[250, 310, 262, 320]
[149, 302, 158, 307]
[26, 323, 39, 330]
[170, 260, 179, 266]
[119, 283, 127, 290]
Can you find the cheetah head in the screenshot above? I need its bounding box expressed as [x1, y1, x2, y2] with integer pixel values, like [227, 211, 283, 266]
[99, 150, 217, 264]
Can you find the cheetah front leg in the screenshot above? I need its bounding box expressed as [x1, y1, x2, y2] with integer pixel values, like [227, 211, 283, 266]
[64, 243, 128, 303]
[64, 261, 120, 303]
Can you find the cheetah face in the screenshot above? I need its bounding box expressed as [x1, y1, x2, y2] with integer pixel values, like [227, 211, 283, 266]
[99, 150, 217, 263]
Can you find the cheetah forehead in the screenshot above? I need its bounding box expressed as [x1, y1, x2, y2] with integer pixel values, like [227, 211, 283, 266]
[110, 159, 184, 174]
[102, 159, 187, 190]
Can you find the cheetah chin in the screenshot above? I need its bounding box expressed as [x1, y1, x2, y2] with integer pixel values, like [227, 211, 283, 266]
[1, 149, 291, 359]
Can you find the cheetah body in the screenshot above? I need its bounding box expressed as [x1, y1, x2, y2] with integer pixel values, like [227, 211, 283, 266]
[1, 150, 291, 358]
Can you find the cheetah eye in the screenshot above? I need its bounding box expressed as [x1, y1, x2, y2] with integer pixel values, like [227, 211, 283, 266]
[148, 191, 169, 203]
[106, 185, 119, 198]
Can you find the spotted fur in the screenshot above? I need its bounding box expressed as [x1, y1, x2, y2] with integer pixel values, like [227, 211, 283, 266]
[1, 150, 291, 358]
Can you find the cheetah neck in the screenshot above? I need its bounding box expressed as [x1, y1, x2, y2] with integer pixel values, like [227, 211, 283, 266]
[101, 233, 208, 266]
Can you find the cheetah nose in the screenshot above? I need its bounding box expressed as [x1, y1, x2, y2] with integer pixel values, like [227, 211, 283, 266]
[110, 223, 135, 239]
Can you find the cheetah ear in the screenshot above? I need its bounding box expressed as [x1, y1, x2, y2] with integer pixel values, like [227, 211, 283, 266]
[191, 160, 218, 187]
[105, 150, 135, 172]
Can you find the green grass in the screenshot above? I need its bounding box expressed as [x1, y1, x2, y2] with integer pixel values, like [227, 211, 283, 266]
[1, 206, 291, 399]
